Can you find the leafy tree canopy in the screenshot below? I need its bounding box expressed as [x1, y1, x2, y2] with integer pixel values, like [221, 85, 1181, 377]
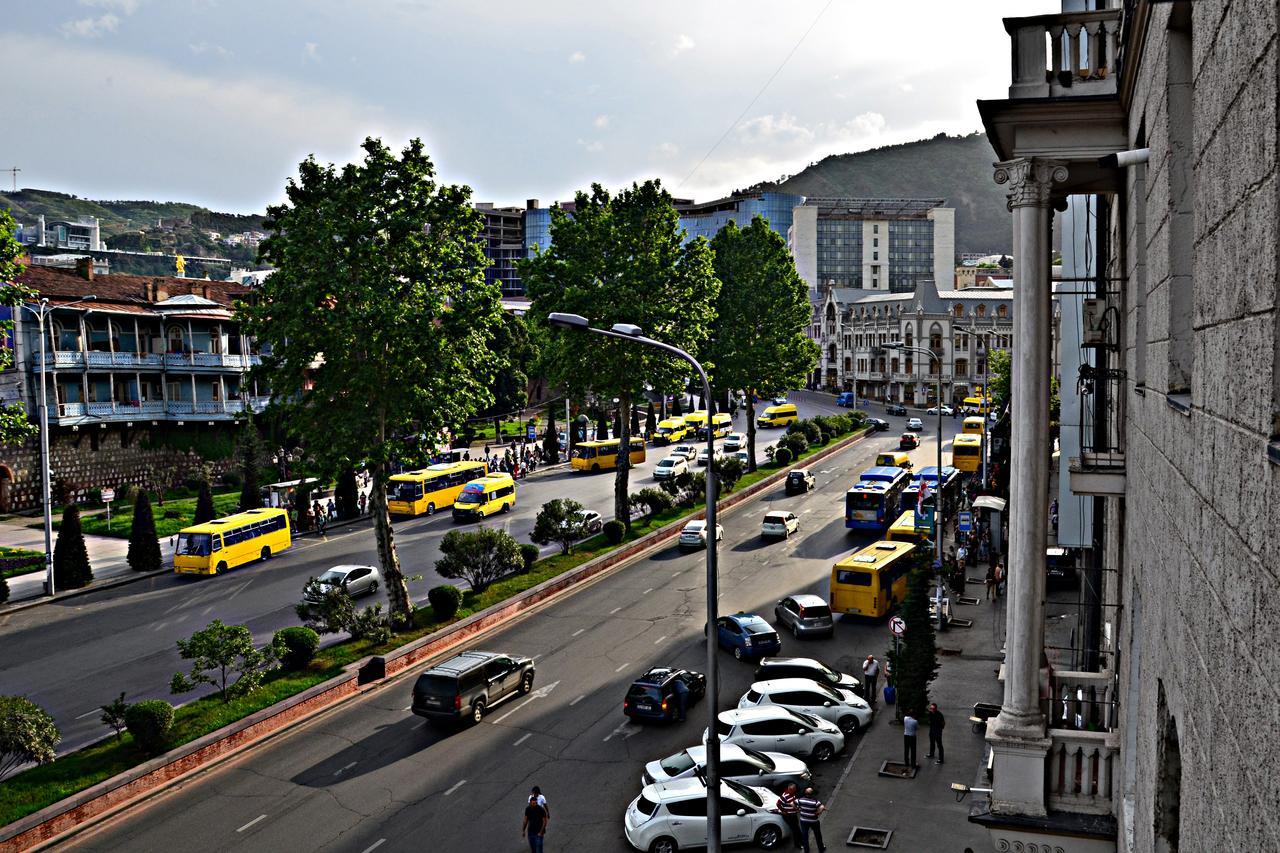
[0, 209, 37, 445]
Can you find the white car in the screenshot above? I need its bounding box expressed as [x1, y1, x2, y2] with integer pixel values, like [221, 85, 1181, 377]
[696, 447, 723, 467]
[670, 444, 698, 462]
[737, 677, 873, 734]
[723, 432, 747, 453]
[642, 743, 811, 790]
[926, 404, 955, 416]
[731, 450, 752, 468]
[678, 520, 724, 549]
[653, 456, 689, 481]
[572, 509, 603, 536]
[760, 511, 798, 540]
[305, 564, 382, 601]
[705, 705, 845, 762]
[624, 779, 786, 853]
[906, 417, 924, 431]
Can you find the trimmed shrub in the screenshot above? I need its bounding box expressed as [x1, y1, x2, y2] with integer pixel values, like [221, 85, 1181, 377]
[53, 505, 93, 590]
[519, 543, 540, 573]
[350, 605, 392, 643]
[773, 446, 794, 466]
[193, 481, 216, 525]
[127, 491, 162, 573]
[783, 432, 809, 458]
[427, 584, 463, 621]
[272, 626, 320, 670]
[602, 519, 625, 545]
[125, 700, 174, 755]
[629, 487, 674, 521]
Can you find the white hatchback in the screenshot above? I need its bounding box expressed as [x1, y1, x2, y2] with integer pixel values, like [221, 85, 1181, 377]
[678, 520, 724, 549]
[737, 677, 873, 734]
[653, 456, 689, 481]
[705, 705, 845, 762]
[670, 444, 699, 462]
[760, 511, 798, 540]
[723, 432, 747, 453]
[624, 779, 787, 853]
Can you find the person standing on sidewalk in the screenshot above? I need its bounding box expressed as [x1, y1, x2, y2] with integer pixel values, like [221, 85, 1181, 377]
[926, 703, 945, 764]
[985, 563, 997, 601]
[521, 794, 548, 852]
[796, 787, 827, 853]
[903, 711, 919, 768]
[775, 781, 801, 847]
[861, 655, 880, 706]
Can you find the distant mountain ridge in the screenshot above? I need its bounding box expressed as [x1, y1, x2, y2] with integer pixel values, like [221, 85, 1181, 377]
[753, 132, 1009, 255]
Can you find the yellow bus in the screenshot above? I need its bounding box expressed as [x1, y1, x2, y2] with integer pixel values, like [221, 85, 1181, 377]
[758, 403, 798, 428]
[952, 433, 983, 474]
[683, 410, 709, 433]
[886, 511, 931, 545]
[451, 473, 517, 521]
[962, 396, 992, 416]
[174, 508, 292, 576]
[961, 416, 985, 436]
[652, 417, 691, 445]
[699, 412, 732, 439]
[571, 438, 646, 472]
[387, 460, 488, 516]
[829, 540, 918, 618]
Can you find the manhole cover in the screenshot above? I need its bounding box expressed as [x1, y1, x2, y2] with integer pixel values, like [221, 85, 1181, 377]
[965, 576, 987, 584]
[948, 618, 974, 628]
[847, 826, 894, 849]
[878, 760, 917, 779]
[956, 595, 981, 605]
[939, 646, 963, 655]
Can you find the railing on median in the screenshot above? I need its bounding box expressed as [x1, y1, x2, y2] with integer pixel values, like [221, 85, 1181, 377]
[1046, 728, 1119, 815]
[1005, 9, 1122, 100]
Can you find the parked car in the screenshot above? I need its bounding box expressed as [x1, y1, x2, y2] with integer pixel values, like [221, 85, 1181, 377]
[772, 396, 787, 406]
[574, 509, 604, 536]
[709, 612, 781, 661]
[760, 511, 799, 540]
[696, 447, 724, 467]
[624, 779, 786, 853]
[865, 417, 890, 432]
[670, 444, 699, 462]
[784, 470, 815, 495]
[723, 432, 747, 453]
[886, 403, 908, 417]
[305, 564, 382, 603]
[772, 595, 834, 638]
[906, 417, 925, 431]
[705, 706, 846, 762]
[653, 455, 689, 481]
[899, 432, 921, 450]
[737, 677, 873, 734]
[623, 667, 707, 722]
[926, 404, 955, 416]
[679, 520, 724, 549]
[410, 650, 535, 725]
[753, 657, 862, 697]
[642, 743, 811, 790]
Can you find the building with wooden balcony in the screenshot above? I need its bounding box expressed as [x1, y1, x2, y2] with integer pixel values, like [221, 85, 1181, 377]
[972, 2, 1279, 853]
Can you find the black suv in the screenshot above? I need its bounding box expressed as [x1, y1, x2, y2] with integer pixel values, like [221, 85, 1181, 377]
[886, 403, 908, 417]
[784, 470, 815, 495]
[411, 650, 535, 725]
[623, 667, 707, 722]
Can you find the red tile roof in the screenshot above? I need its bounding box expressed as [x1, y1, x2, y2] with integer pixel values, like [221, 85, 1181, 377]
[15, 264, 253, 310]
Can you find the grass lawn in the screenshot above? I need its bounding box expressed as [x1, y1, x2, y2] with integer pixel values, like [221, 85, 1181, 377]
[39, 492, 243, 540]
[0, 423, 867, 828]
[0, 546, 44, 579]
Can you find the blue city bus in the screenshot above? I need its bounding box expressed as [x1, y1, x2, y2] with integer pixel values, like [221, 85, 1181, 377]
[846, 466, 912, 531]
[901, 466, 962, 516]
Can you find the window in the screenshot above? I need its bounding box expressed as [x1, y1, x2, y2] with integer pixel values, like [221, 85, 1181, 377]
[953, 304, 964, 317]
[997, 305, 1008, 318]
[1166, 4, 1195, 398]
[976, 305, 986, 317]
[666, 798, 708, 818]
[742, 719, 790, 736]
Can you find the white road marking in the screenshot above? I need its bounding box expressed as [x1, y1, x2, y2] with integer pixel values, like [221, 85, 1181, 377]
[642, 587, 654, 595]
[602, 721, 631, 742]
[333, 761, 357, 776]
[236, 815, 268, 833]
[803, 508, 813, 513]
[151, 621, 167, 632]
[570, 694, 586, 706]
[359, 841, 387, 853]
[609, 606, 622, 614]
[75, 707, 102, 720]
[226, 580, 253, 600]
[513, 732, 532, 746]
[492, 680, 561, 723]
[571, 628, 585, 637]
[201, 605, 214, 615]
[672, 570, 683, 577]
[444, 779, 467, 796]
[402, 706, 411, 711]
[614, 663, 629, 672]
[653, 635, 667, 644]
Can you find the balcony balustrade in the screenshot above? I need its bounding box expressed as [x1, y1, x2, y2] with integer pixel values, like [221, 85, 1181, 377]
[1046, 729, 1119, 815]
[36, 350, 258, 370]
[1006, 9, 1122, 100]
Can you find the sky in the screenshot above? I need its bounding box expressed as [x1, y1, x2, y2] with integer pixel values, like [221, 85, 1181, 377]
[1, 0, 1054, 214]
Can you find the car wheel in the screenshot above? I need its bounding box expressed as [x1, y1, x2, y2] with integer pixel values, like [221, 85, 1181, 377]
[838, 715, 860, 734]
[470, 700, 486, 725]
[755, 824, 784, 850]
[793, 624, 802, 639]
[502, 501, 511, 513]
[519, 671, 534, 694]
[215, 561, 228, 574]
[649, 836, 678, 853]
[426, 502, 436, 516]
[812, 741, 835, 762]
[591, 463, 600, 472]
[367, 580, 378, 596]
[260, 546, 271, 560]
[733, 647, 744, 661]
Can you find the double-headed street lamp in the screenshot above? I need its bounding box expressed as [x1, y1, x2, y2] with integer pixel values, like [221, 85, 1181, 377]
[547, 312, 725, 852]
[21, 295, 96, 596]
[884, 342, 944, 569]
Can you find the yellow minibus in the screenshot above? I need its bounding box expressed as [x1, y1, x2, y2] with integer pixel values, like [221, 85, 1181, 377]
[962, 396, 992, 416]
[875, 451, 913, 470]
[829, 540, 918, 618]
[571, 438, 646, 472]
[951, 433, 983, 474]
[174, 508, 292, 576]
[652, 417, 691, 445]
[886, 511, 931, 545]
[682, 411, 709, 433]
[451, 473, 517, 521]
[758, 403, 799, 428]
[387, 460, 488, 516]
[700, 412, 732, 439]
[961, 416, 985, 436]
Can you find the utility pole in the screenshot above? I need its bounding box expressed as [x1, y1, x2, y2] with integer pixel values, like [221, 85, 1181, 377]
[4, 168, 19, 193]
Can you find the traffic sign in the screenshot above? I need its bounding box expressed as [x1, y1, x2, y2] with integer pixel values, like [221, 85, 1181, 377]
[957, 510, 972, 534]
[101, 488, 115, 503]
[526, 424, 536, 441]
[889, 615, 906, 636]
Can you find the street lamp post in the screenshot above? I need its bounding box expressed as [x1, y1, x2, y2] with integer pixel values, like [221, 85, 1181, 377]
[547, 312, 724, 852]
[885, 342, 944, 568]
[957, 324, 998, 489]
[21, 296, 95, 596]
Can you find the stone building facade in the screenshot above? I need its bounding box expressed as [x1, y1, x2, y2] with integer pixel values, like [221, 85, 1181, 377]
[973, 2, 1279, 852]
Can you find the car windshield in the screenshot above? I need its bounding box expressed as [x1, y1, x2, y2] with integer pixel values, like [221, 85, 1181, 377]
[176, 533, 212, 556]
[789, 709, 821, 727]
[414, 674, 457, 696]
[657, 459, 675, 467]
[812, 682, 842, 701]
[456, 490, 483, 504]
[635, 794, 659, 817]
[812, 660, 840, 680]
[723, 778, 763, 807]
[659, 750, 697, 775]
[742, 747, 775, 770]
[715, 718, 733, 736]
[317, 570, 347, 585]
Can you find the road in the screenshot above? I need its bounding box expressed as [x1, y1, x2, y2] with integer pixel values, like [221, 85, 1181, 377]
[0, 394, 854, 756]
[64, 408, 963, 852]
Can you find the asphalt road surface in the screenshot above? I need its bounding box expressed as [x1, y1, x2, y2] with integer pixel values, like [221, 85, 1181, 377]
[0, 394, 858, 756]
[63, 407, 962, 852]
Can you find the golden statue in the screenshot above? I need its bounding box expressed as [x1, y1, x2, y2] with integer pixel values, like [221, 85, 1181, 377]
[175, 254, 186, 276]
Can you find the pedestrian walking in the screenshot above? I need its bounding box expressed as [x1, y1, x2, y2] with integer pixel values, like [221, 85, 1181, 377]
[358, 493, 367, 516]
[530, 785, 549, 817]
[995, 561, 1005, 599]
[956, 543, 968, 570]
[796, 787, 827, 853]
[861, 655, 880, 705]
[926, 703, 945, 764]
[775, 782, 801, 846]
[672, 675, 690, 722]
[985, 564, 997, 601]
[521, 794, 548, 853]
[903, 711, 919, 768]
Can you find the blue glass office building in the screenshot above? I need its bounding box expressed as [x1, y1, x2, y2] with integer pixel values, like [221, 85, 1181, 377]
[676, 191, 805, 244]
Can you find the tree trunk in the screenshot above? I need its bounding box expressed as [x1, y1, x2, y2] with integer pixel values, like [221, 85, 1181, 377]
[493, 416, 501, 446]
[370, 460, 412, 629]
[746, 396, 758, 473]
[616, 392, 632, 532]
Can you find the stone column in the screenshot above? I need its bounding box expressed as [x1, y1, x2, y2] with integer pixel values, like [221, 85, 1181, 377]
[985, 157, 1066, 817]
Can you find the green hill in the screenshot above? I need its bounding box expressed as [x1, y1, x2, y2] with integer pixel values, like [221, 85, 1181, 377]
[753, 132, 1009, 255]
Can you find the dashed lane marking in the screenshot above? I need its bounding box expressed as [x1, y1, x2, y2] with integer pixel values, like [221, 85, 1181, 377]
[570, 694, 586, 706]
[571, 628, 585, 637]
[672, 570, 683, 577]
[444, 780, 467, 796]
[642, 587, 653, 595]
[236, 815, 268, 833]
[333, 761, 357, 776]
[514, 732, 532, 746]
[614, 662, 629, 672]
[609, 607, 622, 614]
[74, 708, 102, 720]
[360, 841, 387, 853]
[654, 635, 667, 644]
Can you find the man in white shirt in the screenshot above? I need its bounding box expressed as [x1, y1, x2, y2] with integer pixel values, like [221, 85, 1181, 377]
[862, 655, 880, 706]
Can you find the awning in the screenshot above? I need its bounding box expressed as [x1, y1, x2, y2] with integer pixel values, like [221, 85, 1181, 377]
[973, 496, 1007, 512]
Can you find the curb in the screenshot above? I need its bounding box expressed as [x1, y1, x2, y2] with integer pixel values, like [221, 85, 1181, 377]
[0, 426, 873, 851]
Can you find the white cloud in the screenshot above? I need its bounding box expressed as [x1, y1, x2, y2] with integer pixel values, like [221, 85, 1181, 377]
[188, 41, 231, 58]
[738, 113, 815, 146]
[79, 0, 140, 12]
[672, 33, 695, 56]
[567, 50, 586, 63]
[60, 14, 120, 38]
[653, 142, 680, 158]
[303, 42, 321, 63]
[576, 138, 603, 153]
[899, 82, 915, 93]
[593, 114, 609, 130]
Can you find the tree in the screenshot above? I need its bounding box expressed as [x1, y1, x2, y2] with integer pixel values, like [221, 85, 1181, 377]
[100, 692, 129, 741]
[434, 528, 522, 593]
[247, 137, 504, 628]
[127, 491, 162, 573]
[53, 504, 93, 590]
[712, 455, 745, 493]
[237, 425, 264, 511]
[479, 312, 537, 439]
[170, 619, 274, 702]
[334, 467, 359, 519]
[531, 498, 589, 555]
[895, 550, 940, 716]
[708, 218, 819, 473]
[988, 349, 1011, 408]
[193, 480, 215, 525]
[0, 210, 37, 446]
[543, 405, 559, 461]
[522, 181, 720, 531]
[295, 579, 356, 636]
[645, 401, 657, 436]
[0, 695, 60, 780]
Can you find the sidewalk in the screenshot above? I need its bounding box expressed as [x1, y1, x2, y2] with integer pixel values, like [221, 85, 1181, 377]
[0, 517, 139, 604]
